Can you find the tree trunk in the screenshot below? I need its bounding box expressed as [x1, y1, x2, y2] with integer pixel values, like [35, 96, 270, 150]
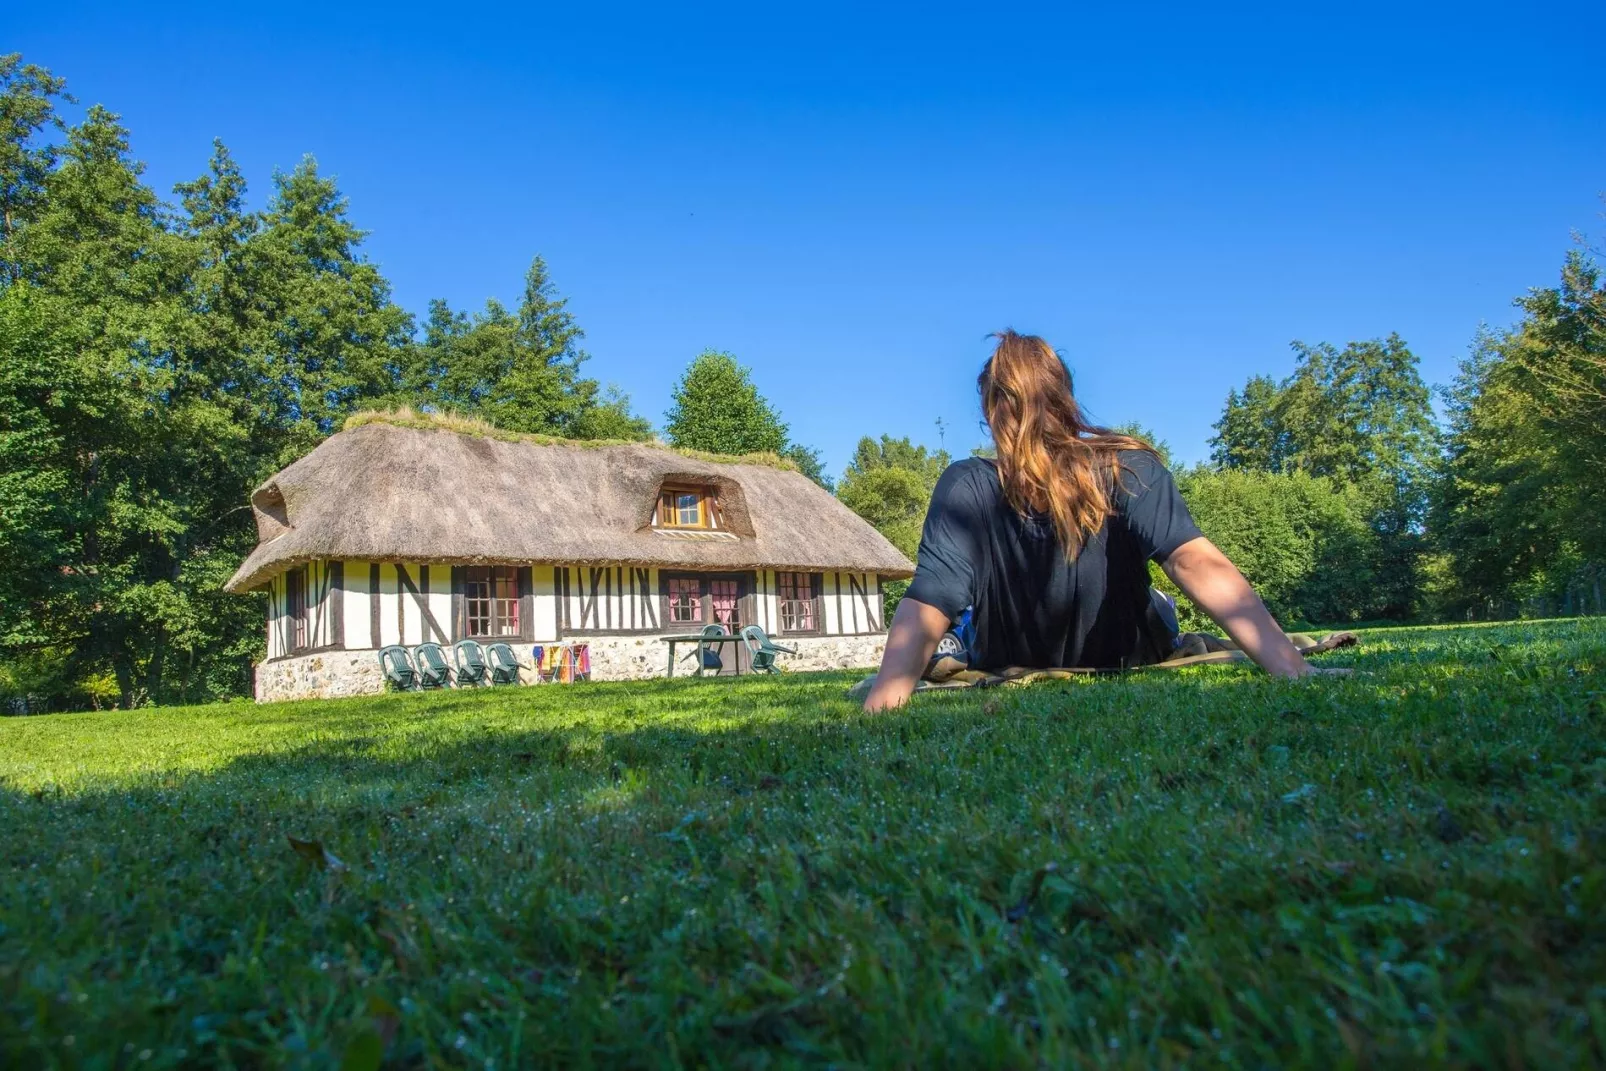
[144, 626, 166, 706]
[113, 657, 135, 711]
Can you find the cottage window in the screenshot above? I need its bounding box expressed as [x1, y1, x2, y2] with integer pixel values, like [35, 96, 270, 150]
[657, 485, 714, 529]
[662, 572, 749, 636]
[465, 566, 521, 637]
[709, 578, 741, 628]
[667, 577, 701, 624]
[776, 571, 819, 633]
[287, 566, 308, 652]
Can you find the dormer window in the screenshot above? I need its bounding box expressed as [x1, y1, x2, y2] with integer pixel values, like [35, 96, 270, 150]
[657, 484, 717, 529]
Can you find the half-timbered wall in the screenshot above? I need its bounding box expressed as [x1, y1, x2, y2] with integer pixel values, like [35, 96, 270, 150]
[749, 569, 884, 636]
[264, 560, 343, 659]
[556, 566, 663, 634]
[265, 561, 886, 658]
[824, 571, 884, 635]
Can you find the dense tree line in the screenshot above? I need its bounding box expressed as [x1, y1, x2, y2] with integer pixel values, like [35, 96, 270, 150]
[1433, 248, 1606, 618]
[838, 253, 1603, 632]
[1, 52, 1599, 710]
[0, 55, 659, 709]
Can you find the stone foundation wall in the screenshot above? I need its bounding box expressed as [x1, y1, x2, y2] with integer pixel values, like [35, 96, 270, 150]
[255, 633, 887, 702]
[580, 633, 887, 681]
[255, 649, 388, 703]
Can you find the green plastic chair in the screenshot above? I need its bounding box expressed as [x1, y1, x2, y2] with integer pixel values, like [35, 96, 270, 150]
[684, 623, 728, 676]
[485, 642, 520, 685]
[740, 625, 797, 674]
[412, 642, 452, 689]
[377, 646, 418, 690]
[453, 639, 490, 686]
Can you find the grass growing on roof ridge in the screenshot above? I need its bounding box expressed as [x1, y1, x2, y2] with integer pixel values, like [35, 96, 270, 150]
[3, 619, 1605, 1067]
[344, 407, 802, 472]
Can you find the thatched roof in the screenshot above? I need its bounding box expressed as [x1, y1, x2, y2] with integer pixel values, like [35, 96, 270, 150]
[224, 421, 914, 592]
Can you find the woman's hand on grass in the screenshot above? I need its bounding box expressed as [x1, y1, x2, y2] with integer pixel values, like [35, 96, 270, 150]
[1161, 537, 1314, 679]
[864, 598, 951, 711]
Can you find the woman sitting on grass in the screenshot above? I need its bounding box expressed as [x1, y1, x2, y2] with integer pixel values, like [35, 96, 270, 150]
[863, 330, 1322, 712]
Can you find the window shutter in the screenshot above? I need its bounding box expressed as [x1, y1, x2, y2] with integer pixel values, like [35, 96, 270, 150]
[518, 567, 533, 640]
[451, 566, 466, 642]
[329, 562, 345, 648]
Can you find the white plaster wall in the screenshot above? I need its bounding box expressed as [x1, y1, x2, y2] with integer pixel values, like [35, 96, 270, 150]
[532, 564, 559, 641]
[377, 564, 401, 648]
[753, 569, 780, 634]
[265, 573, 284, 660]
[342, 560, 373, 650]
[425, 569, 452, 644]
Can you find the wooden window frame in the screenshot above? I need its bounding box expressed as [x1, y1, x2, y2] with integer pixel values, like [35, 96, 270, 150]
[452, 565, 534, 642]
[465, 566, 521, 639]
[775, 571, 823, 635]
[665, 576, 702, 626]
[658, 571, 753, 632]
[657, 485, 717, 530]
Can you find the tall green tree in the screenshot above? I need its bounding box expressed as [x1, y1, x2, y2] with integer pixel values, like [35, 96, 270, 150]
[250, 157, 416, 457]
[3, 102, 190, 705]
[1430, 332, 1570, 616]
[837, 436, 952, 616]
[1505, 246, 1606, 558]
[399, 257, 650, 440]
[0, 53, 70, 254]
[1209, 335, 1437, 618]
[1209, 375, 1286, 472]
[663, 350, 790, 455]
[1211, 335, 1437, 492]
[1431, 242, 1606, 620]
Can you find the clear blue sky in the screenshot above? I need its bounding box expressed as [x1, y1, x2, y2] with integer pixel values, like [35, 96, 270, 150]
[13, 3, 1605, 474]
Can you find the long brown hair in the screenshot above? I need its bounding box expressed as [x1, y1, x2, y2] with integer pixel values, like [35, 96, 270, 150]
[978, 330, 1154, 558]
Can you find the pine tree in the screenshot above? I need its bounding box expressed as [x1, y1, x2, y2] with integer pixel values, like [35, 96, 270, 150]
[403, 257, 651, 440]
[1210, 375, 1287, 471]
[253, 156, 415, 457]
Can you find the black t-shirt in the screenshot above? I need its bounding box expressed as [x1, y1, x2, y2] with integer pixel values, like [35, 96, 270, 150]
[905, 451, 1203, 671]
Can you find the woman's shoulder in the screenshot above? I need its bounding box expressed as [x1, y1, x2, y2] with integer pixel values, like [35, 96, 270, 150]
[1110, 447, 1180, 508]
[1113, 446, 1167, 473]
[931, 456, 1001, 503]
[1111, 447, 1176, 484]
[946, 455, 998, 478]
[940, 455, 1000, 486]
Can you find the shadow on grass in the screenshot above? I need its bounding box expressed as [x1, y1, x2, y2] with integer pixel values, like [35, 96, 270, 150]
[4, 618, 1606, 1067]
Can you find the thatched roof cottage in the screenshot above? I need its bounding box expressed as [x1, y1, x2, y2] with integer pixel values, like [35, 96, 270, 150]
[227, 414, 914, 701]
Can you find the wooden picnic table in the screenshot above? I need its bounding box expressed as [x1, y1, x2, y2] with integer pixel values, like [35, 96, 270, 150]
[659, 633, 746, 678]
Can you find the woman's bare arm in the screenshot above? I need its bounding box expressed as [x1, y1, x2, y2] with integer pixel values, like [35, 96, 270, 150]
[1161, 536, 1311, 678]
[862, 597, 952, 711]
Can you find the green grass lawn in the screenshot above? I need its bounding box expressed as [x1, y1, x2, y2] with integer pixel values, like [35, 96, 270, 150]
[3, 620, 1605, 1068]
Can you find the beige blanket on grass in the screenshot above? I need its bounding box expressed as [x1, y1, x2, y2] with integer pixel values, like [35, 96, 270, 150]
[846, 631, 1359, 701]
